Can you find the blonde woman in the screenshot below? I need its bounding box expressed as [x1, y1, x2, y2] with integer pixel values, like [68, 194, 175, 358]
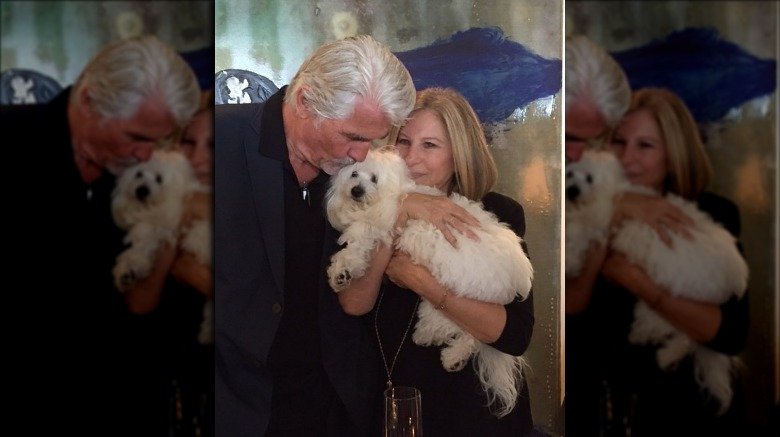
[566, 88, 747, 436]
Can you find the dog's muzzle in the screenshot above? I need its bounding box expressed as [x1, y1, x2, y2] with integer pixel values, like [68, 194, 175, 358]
[135, 185, 150, 202]
[350, 185, 365, 200]
[565, 185, 580, 201]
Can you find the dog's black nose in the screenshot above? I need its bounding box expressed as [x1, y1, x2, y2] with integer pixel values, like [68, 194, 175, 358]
[351, 185, 365, 199]
[566, 185, 580, 201]
[135, 185, 150, 202]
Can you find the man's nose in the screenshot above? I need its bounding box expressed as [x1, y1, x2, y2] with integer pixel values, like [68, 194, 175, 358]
[349, 144, 370, 163]
[135, 145, 155, 162]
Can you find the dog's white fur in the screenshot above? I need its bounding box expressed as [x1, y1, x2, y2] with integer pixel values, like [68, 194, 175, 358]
[326, 147, 533, 417]
[565, 150, 748, 412]
[111, 149, 214, 345]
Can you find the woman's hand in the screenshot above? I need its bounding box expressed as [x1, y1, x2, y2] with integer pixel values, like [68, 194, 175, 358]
[170, 250, 213, 298]
[613, 192, 694, 246]
[385, 251, 424, 291]
[601, 251, 666, 307]
[181, 191, 212, 227]
[601, 252, 642, 291]
[396, 192, 481, 247]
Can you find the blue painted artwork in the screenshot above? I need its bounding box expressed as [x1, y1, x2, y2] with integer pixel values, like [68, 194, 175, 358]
[395, 27, 562, 124]
[612, 27, 777, 123]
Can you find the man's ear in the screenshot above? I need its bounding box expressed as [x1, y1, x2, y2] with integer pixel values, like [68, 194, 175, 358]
[79, 85, 97, 116]
[294, 85, 312, 119]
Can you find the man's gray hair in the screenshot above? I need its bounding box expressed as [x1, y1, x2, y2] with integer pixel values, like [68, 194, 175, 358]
[72, 35, 200, 127]
[565, 35, 630, 127]
[285, 35, 415, 127]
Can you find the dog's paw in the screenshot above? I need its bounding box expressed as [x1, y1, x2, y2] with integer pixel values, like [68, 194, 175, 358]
[113, 248, 153, 291]
[113, 264, 137, 292]
[656, 338, 689, 370]
[327, 261, 353, 292]
[329, 270, 352, 292]
[412, 327, 439, 346]
[440, 346, 469, 372]
[335, 270, 352, 287]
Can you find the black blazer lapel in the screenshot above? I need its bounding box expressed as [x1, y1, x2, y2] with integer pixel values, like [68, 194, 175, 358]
[245, 109, 285, 295]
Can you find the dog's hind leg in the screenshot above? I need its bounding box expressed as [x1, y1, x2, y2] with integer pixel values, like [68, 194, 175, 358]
[441, 332, 476, 372]
[656, 332, 691, 370]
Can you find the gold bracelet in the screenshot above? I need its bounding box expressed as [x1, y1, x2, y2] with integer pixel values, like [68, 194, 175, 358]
[434, 290, 449, 311]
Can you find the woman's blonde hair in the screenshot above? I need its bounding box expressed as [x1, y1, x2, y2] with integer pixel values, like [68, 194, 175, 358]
[389, 87, 497, 201]
[626, 88, 712, 199]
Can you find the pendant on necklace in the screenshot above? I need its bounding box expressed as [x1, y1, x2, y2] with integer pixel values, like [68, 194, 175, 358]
[301, 182, 310, 206]
[386, 380, 393, 390]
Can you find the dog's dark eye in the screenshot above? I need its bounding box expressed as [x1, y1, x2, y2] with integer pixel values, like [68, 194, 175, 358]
[135, 171, 143, 179]
[156, 175, 163, 184]
[371, 174, 378, 184]
[351, 171, 358, 178]
[586, 174, 593, 184]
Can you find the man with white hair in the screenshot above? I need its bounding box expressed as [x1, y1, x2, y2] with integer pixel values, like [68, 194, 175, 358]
[565, 34, 631, 162]
[565, 34, 632, 437]
[2, 35, 200, 433]
[215, 35, 415, 436]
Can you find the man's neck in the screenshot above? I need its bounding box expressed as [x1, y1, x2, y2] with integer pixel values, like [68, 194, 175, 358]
[67, 103, 103, 185]
[282, 103, 320, 185]
[73, 151, 103, 185]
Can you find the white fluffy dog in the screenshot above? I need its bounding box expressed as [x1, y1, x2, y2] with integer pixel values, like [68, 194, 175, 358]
[111, 149, 213, 344]
[326, 147, 533, 417]
[565, 150, 748, 412]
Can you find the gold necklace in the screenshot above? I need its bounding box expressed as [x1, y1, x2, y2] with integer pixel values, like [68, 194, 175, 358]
[374, 288, 421, 391]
